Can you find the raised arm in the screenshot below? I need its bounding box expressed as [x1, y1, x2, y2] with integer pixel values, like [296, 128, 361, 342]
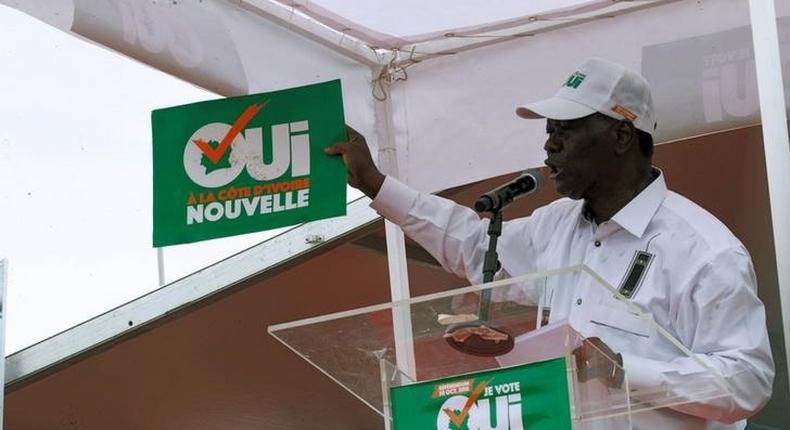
[325, 126, 492, 282]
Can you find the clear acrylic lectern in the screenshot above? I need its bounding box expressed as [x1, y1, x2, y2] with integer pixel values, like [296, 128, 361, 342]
[269, 265, 732, 429]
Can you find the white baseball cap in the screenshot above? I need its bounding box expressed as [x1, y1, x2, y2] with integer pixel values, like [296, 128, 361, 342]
[516, 58, 657, 134]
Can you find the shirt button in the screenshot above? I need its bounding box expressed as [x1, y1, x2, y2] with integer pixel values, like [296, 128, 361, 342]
[576, 298, 583, 305]
[594, 240, 601, 247]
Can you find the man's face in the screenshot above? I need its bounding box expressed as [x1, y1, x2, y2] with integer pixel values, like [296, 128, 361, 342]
[543, 114, 615, 200]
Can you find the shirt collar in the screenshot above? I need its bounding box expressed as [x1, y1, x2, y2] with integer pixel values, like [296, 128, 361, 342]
[610, 168, 666, 238]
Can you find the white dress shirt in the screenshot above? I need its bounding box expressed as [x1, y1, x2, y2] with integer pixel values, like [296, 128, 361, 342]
[371, 171, 774, 430]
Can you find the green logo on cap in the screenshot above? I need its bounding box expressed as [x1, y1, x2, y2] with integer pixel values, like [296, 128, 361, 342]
[564, 71, 586, 89]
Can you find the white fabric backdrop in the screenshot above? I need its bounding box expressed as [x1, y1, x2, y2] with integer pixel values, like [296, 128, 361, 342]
[392, 0, 766, 191]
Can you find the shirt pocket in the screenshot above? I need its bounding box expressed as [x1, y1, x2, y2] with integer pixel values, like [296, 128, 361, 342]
[587, 303, 653, 339]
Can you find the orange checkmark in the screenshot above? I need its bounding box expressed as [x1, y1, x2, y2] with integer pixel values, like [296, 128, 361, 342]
[193, 98, 271, 164]
[443, 380, 490, 428]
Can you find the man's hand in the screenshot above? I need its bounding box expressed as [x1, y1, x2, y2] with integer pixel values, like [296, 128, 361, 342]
[325, 125, 385, 199]
[573, 336, 625, 388]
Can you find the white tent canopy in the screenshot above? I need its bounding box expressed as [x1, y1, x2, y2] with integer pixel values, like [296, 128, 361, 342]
[3, 0, 784, 190]
[3, 0, 789, 408]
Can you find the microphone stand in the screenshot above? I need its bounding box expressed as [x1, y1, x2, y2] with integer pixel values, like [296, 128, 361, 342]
[444, 208, 514, 356]
[478, 209, 502, 321]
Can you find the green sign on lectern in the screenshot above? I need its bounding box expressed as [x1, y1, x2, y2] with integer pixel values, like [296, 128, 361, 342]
[390, 357, 572, 430]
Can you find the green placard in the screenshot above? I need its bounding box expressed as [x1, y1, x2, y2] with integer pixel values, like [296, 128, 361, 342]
[390, 358, 572, 430]
[151, 80, 346, 246]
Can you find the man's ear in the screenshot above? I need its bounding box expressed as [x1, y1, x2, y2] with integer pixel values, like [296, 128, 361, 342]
[613, 120, 635, 156]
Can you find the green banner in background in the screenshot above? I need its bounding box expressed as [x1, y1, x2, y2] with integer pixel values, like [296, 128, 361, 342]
[152, 80, 346, 246]
[390, 358, 572, 430]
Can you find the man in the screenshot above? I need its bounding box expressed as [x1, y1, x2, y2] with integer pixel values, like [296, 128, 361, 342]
[326, 58, 774, 429]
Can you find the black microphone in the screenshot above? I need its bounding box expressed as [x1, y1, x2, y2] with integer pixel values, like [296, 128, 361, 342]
[474, 168, 543, 212]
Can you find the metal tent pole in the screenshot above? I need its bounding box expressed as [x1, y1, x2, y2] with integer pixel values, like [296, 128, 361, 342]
[748, 0, 790, 391]
[0, 259, 8, 430]
[374, 63, 417, 385]
[156, 248, 166, 286]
